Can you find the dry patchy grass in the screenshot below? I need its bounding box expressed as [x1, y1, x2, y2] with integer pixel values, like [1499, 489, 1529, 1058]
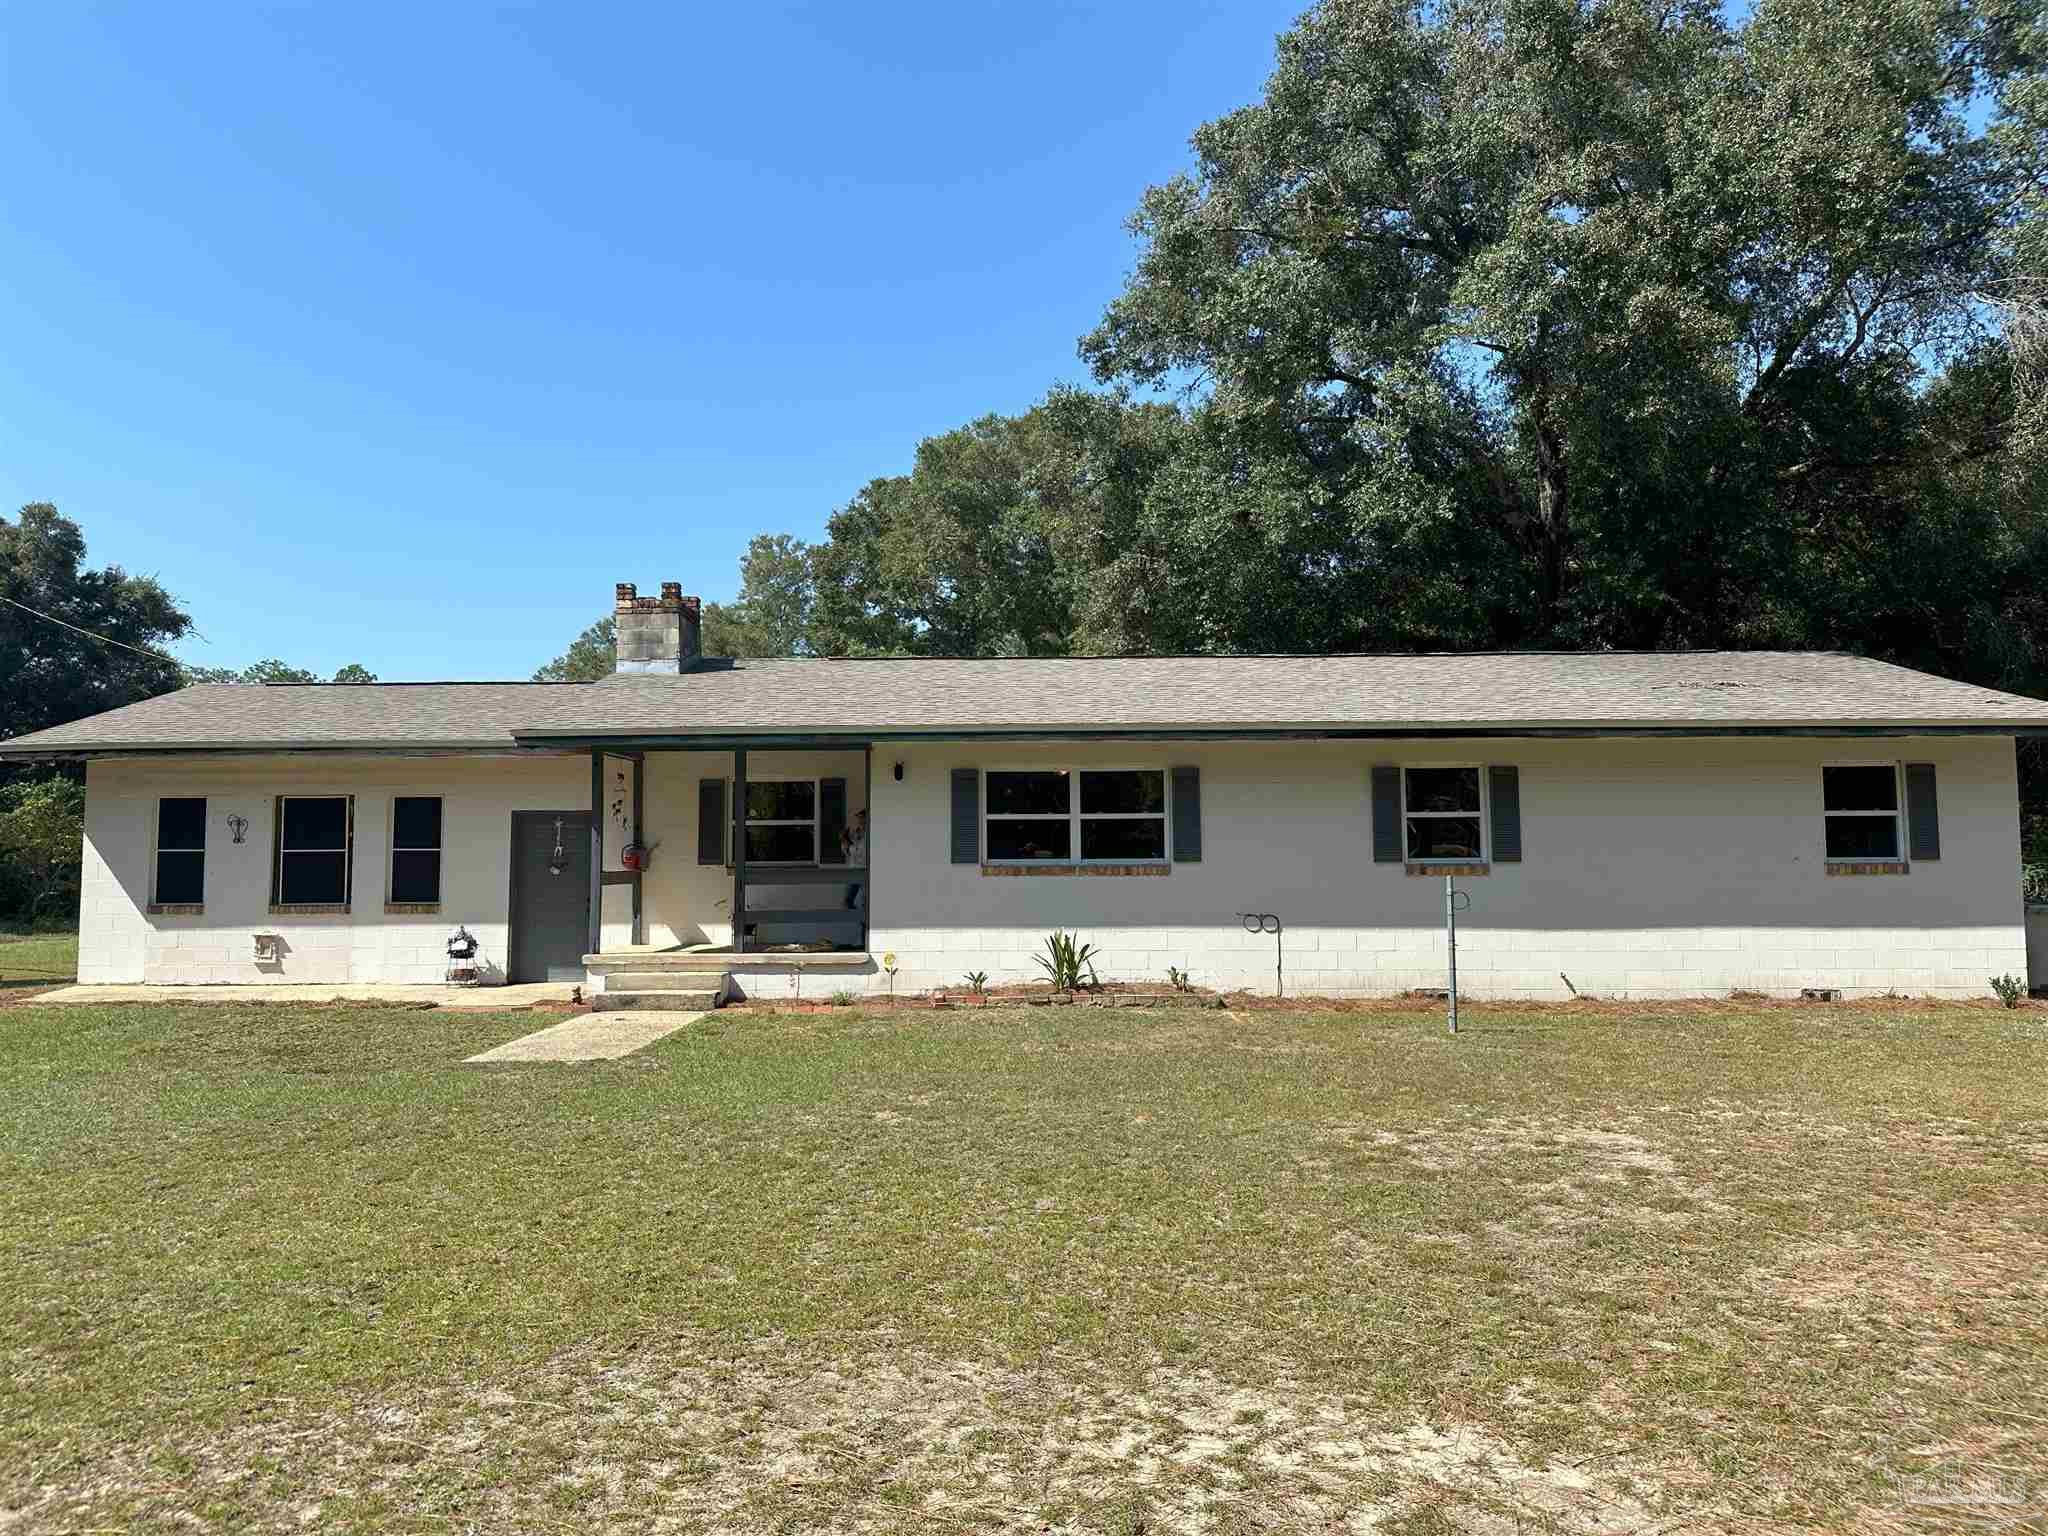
[1, 1001, 2045, 1532]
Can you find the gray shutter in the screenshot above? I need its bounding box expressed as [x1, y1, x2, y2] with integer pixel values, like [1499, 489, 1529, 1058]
[1905, 762, 1940, 861]
[697, 778, 726, 865]
[1488, 765, 1523, 863]
[819, 778, 848, 864]
[1170, 765, 1202, 862]
[950, 768, 980, 864]
[1371, 765, 1402, 863]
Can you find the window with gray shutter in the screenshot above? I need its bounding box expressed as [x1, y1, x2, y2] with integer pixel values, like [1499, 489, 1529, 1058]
[1370, 765, 1401, 862]
[1488, 766, 1522, 862]
[1170, 766, 1201, 862]
[697, 778, 727, 865]
[1905, 763, 1940, 861]
[950, 768, 979, 864]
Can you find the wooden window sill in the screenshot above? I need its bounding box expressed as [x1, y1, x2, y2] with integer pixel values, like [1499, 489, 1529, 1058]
[385, 902, 441, 915]
[147, 903, 204, 916]
[269, 903, 351, 915]
[981, 863, 1171, 877]
[1406, 863, 1489, 877]
[1825, 861, 1908, 876]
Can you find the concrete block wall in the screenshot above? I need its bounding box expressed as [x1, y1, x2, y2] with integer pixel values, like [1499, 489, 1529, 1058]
[862, 736, 2031, 1001]
[80, 754, 614, 985]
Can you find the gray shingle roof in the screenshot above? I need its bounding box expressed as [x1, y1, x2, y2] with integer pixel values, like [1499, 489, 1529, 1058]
[5, 652, 2046, 756]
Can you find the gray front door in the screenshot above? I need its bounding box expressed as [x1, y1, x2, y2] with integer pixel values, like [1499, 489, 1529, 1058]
[509, 811, 591, 982]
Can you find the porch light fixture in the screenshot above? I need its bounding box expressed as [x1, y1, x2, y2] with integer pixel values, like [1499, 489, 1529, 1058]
[893, 761, 904, 781]
[226, 813, 249, 844]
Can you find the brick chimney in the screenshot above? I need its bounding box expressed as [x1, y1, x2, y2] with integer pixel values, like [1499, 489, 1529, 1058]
[612, 581, 702, 674]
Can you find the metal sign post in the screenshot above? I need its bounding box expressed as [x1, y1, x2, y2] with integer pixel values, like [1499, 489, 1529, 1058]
[1445, 876, 1471, 1034]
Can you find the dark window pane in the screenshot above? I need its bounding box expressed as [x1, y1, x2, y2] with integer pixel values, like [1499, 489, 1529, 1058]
[1080, 770, 1164, 815]
[1405, 768, 1480, 814]
[158, 797, 206, 851]
[282, 797, 347, 850]
[390, 849, 441, 903]
[745, 781, 815, 821]
[987, 771, 1069, 816]
[745, 824, 815, 863]
[280, 850, 348, 904]
[987, 818, 1072, 860]
[1407, 816, 1484, 860]
[392, 796, 442, 850]
[1825, 815, 1899, 859]
[155, 849, 204, 904]
[1823, 766, 1897, 813]
[1081, 817, 1166, 860]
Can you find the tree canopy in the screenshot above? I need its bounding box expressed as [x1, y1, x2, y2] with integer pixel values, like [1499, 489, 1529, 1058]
[1, 504, 190, 747]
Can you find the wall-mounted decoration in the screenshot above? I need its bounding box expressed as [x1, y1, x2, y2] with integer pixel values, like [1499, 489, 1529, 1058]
[226, 813, 249, 844]
[547, 816, 567, 877]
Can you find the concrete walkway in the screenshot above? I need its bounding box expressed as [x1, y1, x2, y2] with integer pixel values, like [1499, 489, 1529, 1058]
[22, 982, 579, 1010]
[465, 1010, 702, 1063]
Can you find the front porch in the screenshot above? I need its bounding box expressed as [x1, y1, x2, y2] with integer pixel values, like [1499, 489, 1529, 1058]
[576, 743, 876, 1005]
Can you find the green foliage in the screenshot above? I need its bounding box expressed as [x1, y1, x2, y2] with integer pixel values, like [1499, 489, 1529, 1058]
[2, 503, 190, 749]
[1989, 974, 2026, 1008]
[963, 970, 989, 996]
[183, 659, 379, 686]
[1034, 931, 1101, 992]
[827, 989, 857, 1007]
[1167, 965, 1192, 993]
[0, 777, 86, 923]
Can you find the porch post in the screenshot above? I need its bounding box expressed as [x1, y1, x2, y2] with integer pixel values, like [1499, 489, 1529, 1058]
[862, 743, 872, 952]
[732, 746, 748, 954]
[630, 751, 645, 946]
[587, 748, 603, 961]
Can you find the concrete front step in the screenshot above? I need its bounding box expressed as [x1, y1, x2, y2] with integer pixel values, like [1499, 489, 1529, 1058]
[602, 972, 725, 992]
[594, 989, 721, 1013]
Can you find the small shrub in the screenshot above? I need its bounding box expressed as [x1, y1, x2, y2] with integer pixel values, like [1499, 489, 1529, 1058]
[1990, 974, 2026, 1009]
[1166, 965, 1192, 992]
[1033, 931, 1101, 991]
[828, 989, 857, 1007]
[2024, 863, 2047, 903]
[963, 970, 989, 996]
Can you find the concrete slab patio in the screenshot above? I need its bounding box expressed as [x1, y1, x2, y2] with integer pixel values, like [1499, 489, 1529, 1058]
[20, 982, 580, 1010]
[465, 1010, 702, 1063]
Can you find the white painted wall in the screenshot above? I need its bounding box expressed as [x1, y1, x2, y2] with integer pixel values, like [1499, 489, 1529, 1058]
[76, 735, 2030, 999]
[80, 754, 618, 984]
[862, 736, 2030, 1001]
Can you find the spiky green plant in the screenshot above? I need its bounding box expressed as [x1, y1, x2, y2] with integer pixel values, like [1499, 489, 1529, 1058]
[1033, 931, 1101, 992]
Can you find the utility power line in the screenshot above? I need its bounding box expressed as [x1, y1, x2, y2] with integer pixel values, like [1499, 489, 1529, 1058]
[0, 594, 182, 664]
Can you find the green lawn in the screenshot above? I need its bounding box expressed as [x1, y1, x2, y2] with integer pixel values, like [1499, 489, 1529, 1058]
[0, 927, 76, 990]
[1, 1000, 2044, 1533]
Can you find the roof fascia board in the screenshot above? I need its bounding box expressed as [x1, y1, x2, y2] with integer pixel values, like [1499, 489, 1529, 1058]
[510, 724, 2048, 748]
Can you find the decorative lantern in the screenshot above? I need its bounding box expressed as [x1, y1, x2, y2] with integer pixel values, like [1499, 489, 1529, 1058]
[622, 841, 649, 872]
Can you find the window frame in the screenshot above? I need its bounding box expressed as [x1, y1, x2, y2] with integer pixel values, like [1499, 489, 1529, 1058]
[1821, 761, 1904, 864]
[1401, 764, 1488, 866]
[740, 775, 821, 867]
[982, 766, 1171, 866]
[388, 794, 444, 907]
[151, 796, 207, 909]
[273, 793, 355, 909]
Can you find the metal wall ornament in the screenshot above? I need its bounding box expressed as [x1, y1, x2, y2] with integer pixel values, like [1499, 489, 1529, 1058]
[548, 817, 567, 877]
[226, 813, 249, 844]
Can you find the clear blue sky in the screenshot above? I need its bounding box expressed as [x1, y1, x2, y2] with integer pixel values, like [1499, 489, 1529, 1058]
[1, 3, 1298, 680]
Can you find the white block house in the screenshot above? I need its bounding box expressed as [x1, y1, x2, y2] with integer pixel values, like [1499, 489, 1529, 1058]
[6, 580, 2045, 1002]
